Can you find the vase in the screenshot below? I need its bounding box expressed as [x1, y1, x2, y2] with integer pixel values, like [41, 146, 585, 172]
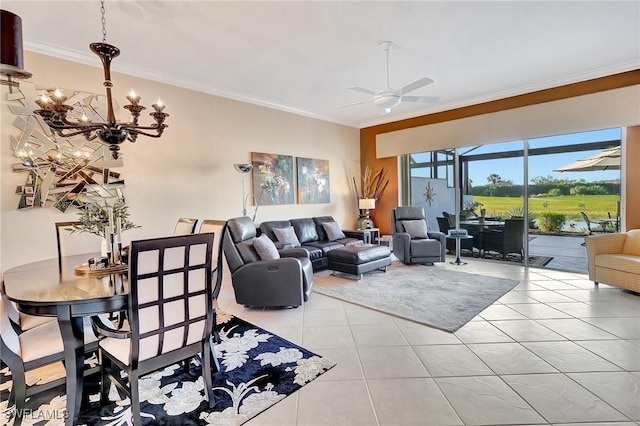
[357, 216, 374, 230]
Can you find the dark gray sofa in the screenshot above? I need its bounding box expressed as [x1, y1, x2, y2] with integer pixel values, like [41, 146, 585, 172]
[260, 216, 363, 271]
[223, 216, 313, 307]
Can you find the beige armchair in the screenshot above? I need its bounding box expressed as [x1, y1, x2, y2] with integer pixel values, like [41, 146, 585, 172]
[585, 230, 640, 292]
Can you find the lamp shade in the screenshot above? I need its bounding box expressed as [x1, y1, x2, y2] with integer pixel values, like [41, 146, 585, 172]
[358, 198, 376, 210]
[0, 10, 32, 81]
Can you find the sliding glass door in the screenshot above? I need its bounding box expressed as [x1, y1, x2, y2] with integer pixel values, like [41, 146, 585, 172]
[526, 129, 621, 271]
[404, 128, 622, 272]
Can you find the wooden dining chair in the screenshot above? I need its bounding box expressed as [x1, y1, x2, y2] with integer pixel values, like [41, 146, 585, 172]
[0, 294, 100, 426]
[92, 233, 217, 425]
[198, 220, 226, 269]
[55, 221, 85, 273]
[198, 220, 227, 351]
[174, 217, 198, 236]
[1, 280, 54, 332]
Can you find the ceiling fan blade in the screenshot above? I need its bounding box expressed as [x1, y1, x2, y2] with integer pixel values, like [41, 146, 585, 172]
[399, 77, 434, 95]
[402, 95, 440, 104]
[347, 86, 376, 96]
[335, 100, 372, 109]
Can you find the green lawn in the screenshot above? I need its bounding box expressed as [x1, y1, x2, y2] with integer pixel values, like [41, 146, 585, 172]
[473, 194, 620, 222]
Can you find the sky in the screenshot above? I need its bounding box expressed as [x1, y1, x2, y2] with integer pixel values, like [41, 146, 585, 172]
[413, 128, 622, 186]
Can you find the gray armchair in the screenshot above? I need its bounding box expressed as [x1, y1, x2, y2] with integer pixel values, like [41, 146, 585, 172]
[222, 217, 313, 307]
[391, 207, 446, 265]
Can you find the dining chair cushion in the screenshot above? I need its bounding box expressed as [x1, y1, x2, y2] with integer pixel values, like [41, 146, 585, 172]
[100, 337, 155, 365]
[273, 226, 301, 248]
[2, 297, 55, 330]
[322, 221, 346, 241]
[253, 234, 281, 260]
[18, 321, 64, 362]
[19, 312, 56, 330]
[402, 220, 429, 239]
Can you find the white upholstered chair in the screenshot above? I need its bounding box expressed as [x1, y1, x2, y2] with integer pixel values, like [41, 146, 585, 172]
[174, 217, 198, 235]
[0, 294, 98, 426]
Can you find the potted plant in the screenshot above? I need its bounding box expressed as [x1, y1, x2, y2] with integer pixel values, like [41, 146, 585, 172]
[69, 199, 140, 260]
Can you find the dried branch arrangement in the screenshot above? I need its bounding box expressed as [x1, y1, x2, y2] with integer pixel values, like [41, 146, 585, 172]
[352, 166, 389, 201]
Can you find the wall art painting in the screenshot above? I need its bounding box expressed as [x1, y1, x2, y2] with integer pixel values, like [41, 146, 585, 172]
[297, 157, 330, 204]
[251, 152, 295, 205]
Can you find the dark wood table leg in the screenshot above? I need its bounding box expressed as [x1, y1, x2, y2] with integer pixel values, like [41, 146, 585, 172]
[56, 306, 85, 426]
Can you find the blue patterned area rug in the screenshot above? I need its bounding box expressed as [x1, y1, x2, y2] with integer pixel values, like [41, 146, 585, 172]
[0, 312, 335, 425]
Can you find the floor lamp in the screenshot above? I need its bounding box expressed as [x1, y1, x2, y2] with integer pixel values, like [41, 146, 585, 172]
[233, 163, 253, 216]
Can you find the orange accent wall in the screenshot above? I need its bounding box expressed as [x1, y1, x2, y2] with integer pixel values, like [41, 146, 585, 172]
[360, 70, 640, 235]
[626, 126, 640, 230]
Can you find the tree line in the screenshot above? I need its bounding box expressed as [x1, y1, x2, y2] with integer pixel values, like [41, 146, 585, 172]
[468, 174, 620, 197]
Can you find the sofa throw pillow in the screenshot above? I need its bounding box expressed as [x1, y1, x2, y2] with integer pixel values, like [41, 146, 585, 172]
[322, 221, 346, 241]
[402, 220, 429, 239]
[273, 226, 301, 248]
[253, 235, 280, 260]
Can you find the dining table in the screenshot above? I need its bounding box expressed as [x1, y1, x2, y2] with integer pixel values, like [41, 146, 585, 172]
[459, 219, 506, 228]
[2, 253, 129, 426]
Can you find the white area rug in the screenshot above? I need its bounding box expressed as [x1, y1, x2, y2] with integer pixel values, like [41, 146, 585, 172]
[313, 262, 519, 332]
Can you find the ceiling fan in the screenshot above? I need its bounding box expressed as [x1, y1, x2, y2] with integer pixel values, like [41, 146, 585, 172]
[340, 41, 437, 114]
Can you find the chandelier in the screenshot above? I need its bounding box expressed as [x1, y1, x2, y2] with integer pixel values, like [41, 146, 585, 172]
[34, 0, 168, 159]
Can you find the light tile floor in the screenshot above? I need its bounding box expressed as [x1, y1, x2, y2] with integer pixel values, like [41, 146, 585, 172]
[217, 256, 640, 426]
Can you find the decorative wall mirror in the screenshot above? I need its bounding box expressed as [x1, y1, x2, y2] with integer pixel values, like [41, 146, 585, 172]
[6, 82, 125, 212]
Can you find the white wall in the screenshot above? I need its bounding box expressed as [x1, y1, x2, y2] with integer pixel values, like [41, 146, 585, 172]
[1, 52, 360, 271]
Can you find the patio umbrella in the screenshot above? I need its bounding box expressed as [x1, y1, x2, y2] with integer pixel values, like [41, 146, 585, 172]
[554, 146, 620, 172]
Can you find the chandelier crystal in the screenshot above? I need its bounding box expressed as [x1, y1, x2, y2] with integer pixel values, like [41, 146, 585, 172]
[34, 1, 168, 159]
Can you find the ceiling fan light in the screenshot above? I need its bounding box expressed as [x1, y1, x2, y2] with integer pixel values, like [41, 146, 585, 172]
[373, 94, 401, 110]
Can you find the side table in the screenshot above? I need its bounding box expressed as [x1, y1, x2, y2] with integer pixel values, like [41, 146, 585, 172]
[446, 235, 473, 265]
[344, 228, 380, 245]
[377, 235, 393, 251]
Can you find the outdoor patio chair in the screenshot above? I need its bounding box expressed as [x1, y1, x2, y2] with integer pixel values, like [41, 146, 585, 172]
[581, 211, 615, 235]
[481, 218, 525, 261]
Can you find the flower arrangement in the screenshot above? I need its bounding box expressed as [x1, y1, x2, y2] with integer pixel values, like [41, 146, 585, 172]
[69, 199, 140, 238]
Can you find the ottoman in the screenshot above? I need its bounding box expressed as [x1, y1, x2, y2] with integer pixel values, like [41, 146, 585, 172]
[326, 244, 392, 279]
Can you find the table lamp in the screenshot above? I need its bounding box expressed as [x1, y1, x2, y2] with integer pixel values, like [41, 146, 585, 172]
[358, 198, 376, 229]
